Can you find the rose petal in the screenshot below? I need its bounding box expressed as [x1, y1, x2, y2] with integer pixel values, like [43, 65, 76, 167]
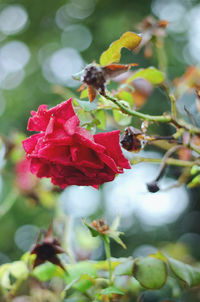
[94, 130, 131, 169]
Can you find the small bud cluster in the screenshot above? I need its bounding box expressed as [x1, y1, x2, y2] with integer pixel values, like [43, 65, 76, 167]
[91, 218, 110, 234]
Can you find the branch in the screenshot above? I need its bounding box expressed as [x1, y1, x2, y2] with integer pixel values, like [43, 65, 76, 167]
[104, 94, 171, 123]
[130, 157, 198, 168]
[104, 94, 200, 135]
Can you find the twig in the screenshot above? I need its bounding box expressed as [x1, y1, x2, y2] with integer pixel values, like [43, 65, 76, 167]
[170, 94, 177, 120]
[104, 94, 171, 123]
[103, 94, 200, 135]
[130, 157, 198, 168]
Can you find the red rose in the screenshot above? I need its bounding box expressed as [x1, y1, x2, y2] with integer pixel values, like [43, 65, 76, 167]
[22, 99, 131, 188]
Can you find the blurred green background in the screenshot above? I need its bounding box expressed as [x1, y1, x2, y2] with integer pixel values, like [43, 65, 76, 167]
[0, 0, 200, 300]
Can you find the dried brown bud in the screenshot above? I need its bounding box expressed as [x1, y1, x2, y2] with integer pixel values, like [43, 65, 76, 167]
[30, 224, 65, 270]
[120, 126, 146, 152]
[82, 64, 106, 95]
[74, 63, 138, 102]
[147, 181, 160, 193]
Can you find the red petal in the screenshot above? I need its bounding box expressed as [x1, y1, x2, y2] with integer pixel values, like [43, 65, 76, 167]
[22, 133, 44, 154]
[64, 115, 80, 136]
[94, 131, 131, 169]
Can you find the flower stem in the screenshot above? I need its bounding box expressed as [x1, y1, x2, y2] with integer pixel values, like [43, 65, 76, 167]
[104, 236, 112, 284]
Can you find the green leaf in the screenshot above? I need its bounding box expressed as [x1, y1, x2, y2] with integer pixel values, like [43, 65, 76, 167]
[114, 259, 134, 276]
[83, 220, 99, 237]
[113, 109, 132, 126]
[67, 261, 97, 281]
[109, 233, 126, 249]
[127, 67, 165, 85]
[9, 261, 29, 280]
[101, 286, 124, 295]
[80, 88, 88, 99]
[187, 174, 200, 188]
[132, 257, 167, 289]
[191, 165, 200, 175]
[110, 215, 120, 231]
[94, 110, 106, 129]
[32, 262, 65, 281]
[76, 99, 98, 112]
[100, 32, 142, 66]
[73, 277, 94, 292]
[65, 261, 97, 292]
[1, 261, 29, 289]
[116, 91, 134, 107]
[168, 258, 200, 287]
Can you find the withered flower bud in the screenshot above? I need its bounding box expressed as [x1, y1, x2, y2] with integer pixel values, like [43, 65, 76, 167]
[91, 218, 110, 235]
[30, 224, 66, 270]
[73, 63, 137, 102]
[120, 126, 146, 152]
[146, 181, 160, 193]
[82, 64, 106, 95]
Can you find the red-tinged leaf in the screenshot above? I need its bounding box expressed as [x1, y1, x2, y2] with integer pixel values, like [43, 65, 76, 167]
[77, 83, 86, 92]
[103, 63, 138, 78]
[100, 32, 142, 66]
[157, 20, 169, 28]
[88, 85, 97, 103]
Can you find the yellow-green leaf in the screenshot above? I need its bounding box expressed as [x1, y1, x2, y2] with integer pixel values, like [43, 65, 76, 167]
[80, 88, 88, 99]
[94, 110, 106, 129]
[101, 286, 124, 295]
[116, 91, 134, 107]
[32, 262, 66, 281]
[127, 67, 165, 85]
[113, 109, 132, 126]
[100, 32, 142, 66]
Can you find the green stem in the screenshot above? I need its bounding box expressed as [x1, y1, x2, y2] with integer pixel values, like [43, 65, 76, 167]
[188, 143, 200, 155]
[104, 94, 171, 123]
[104, 236, 112, 284]
[169, 94, 176, 119]
[104, 94, 200, 135]
[130, 157, 199, 168]
[154, 37, 167, 74]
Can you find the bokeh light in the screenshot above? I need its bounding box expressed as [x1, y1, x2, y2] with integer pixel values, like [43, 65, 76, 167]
[42, 47, 84, 87]
[61, 24, 92, 51]
[0, 5, 28, 35]
[104, 152, 188, 227]
[59, 186, 100, 217]
[14, 225, 39, 252]
[0, 41, 30, 89]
